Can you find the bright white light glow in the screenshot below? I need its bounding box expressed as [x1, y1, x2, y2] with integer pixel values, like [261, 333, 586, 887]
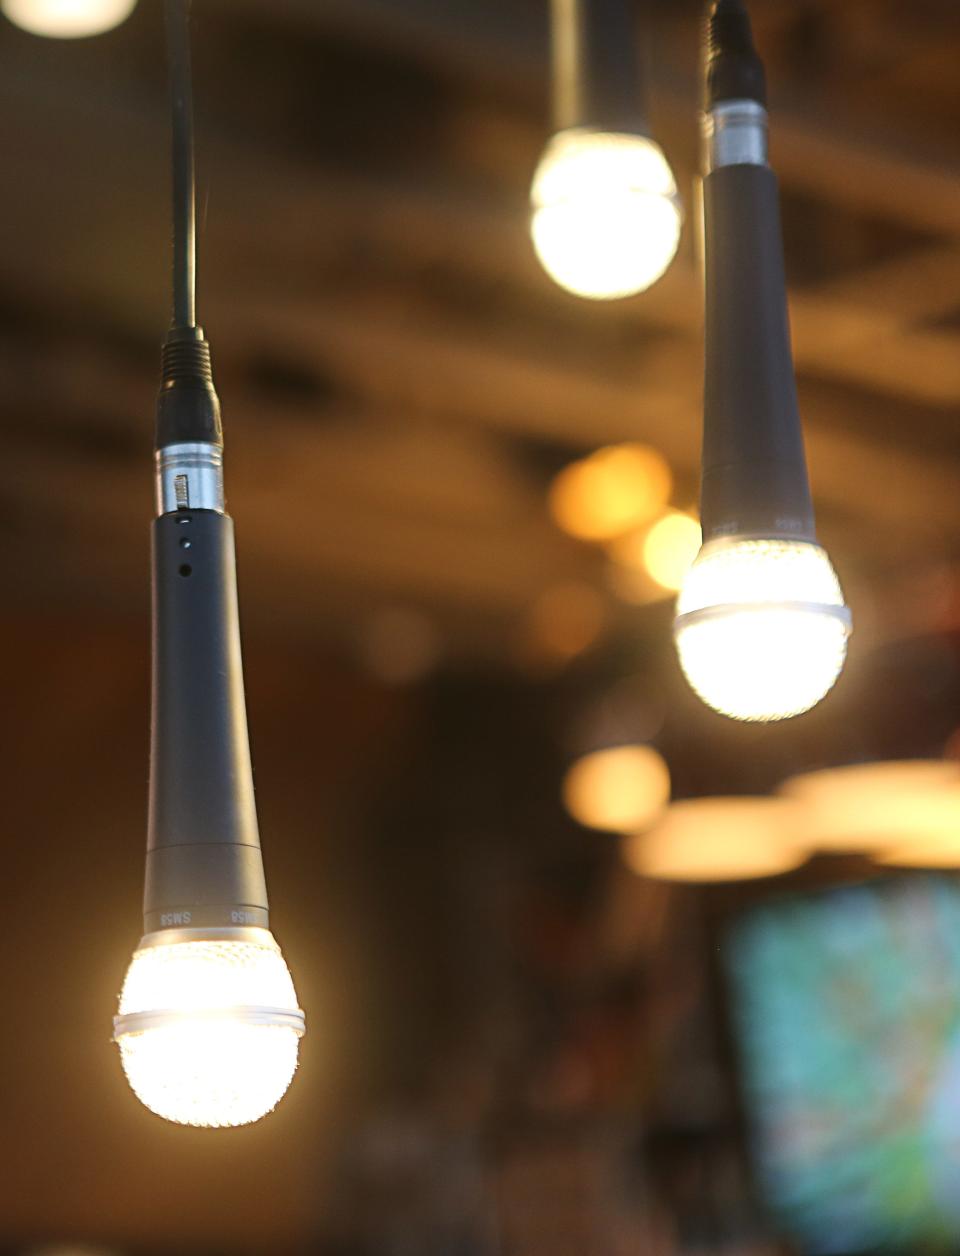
[115, 930, 304, 1128]
[562, 743, 670, 834]
[2, 0, 136, 38]
[530, 127, 681, 299]
[624, 797, 806, 882]
[674, 537, 850, 722]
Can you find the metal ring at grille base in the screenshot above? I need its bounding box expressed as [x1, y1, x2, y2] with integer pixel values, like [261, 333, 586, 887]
[675, 600, 852, 635]
[113, 1004, 306, 1041]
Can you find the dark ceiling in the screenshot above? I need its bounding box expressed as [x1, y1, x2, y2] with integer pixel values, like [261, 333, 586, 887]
[4, 0, 960, 665]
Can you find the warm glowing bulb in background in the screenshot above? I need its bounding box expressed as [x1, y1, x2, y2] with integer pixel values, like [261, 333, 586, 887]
[550, 443, 672, 542]
[674, 537, 850, 722]
[562, 743, 670, 834]
[2, 0, 136, 37]
[624, 797, 806, 882]
[610, 510, 701, 594]
[878, 835, 960, 868]
[531, 127, 682, 299]
[641, 511, 702, 590]
[781, 760, 960, 854]
[114, 930, 305, 1128]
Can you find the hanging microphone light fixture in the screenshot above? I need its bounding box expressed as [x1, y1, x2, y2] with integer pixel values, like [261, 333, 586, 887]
[673, 0, 851, 722]
[112, 0, 305, 1127]
[530, 0, 682, 300]
[2, 0, 137, 38]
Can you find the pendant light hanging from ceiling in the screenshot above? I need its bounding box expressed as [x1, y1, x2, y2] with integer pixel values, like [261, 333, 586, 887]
[673, 0, 851, 723]
[111, 0, 306, 1128]
[530, 0, 682, 300]
[1, 0, 137, 38]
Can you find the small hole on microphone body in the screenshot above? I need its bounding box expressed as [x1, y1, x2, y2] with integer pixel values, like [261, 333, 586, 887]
[179, 564, 192, 577]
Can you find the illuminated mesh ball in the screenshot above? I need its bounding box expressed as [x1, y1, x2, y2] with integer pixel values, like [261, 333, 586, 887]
[674, 537, 850, 722]
[2, 0, 138, 38]
[530, 127, 682, 300]
[115, 932, 304, 1128]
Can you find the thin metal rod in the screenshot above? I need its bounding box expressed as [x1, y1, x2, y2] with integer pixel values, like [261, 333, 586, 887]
[164, 0, 196, 329]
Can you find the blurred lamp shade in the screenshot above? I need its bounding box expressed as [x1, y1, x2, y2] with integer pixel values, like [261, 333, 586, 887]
[562, 743, 670, 834]
[549, 444, 671, 542]
[878, 835, 960, 868]
[780, 760, 960, 853]
[624, 796, 806, 882]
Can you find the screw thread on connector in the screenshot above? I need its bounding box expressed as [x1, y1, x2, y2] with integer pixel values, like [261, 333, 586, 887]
[161, 330, 213, 388]
[156, 326, 222, 452]
[706, 0, 753, 60]
[704, 0, 766, 109]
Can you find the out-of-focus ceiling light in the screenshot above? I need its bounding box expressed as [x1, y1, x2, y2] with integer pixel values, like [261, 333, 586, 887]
[610, 510, 701, 595]
[673, 0, 850, 722]
[549, 443, 672, 543]
[876, 817, 960, 867]
[531, 128, 681, 300]
[877, 837, 960, 869]
[562, 744, 670, 834]
[640, 511, 702, 591]
[781, 760, 960, 854]
[531, 0, 681, 300]
[624, 797, 806, 882]
[2, 0, 136, 38]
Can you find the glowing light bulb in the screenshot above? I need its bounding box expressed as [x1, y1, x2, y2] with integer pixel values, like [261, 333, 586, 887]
[550, 443, 672, 542]
[673, 537, 850, 722]
[879, 835, 960, 868]
[610, 510, 701, 595]
[562, 743, 670, 834]
[2, 0, 136, 37]
[114, 929, 305, 1128]
[781, 760, 960, 854]
[624, 797, 806, 882]
[642, 512, 702, 591]
[530, 127, 681, 300]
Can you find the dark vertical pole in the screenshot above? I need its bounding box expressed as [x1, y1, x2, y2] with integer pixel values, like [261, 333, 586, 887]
[550, 0, 649, 135]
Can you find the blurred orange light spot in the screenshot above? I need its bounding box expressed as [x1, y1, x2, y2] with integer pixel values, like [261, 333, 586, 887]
[641, 511, 701, 590]
[610, 510, 701, 594]
[549, 444, 672, 542]
[780, 760, 960, 853]
[562, 744, 670, 834]
[624, 797, 806, 882]
[877, 834, 960, 868]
